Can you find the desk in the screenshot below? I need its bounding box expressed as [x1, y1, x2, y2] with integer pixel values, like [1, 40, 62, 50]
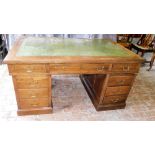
[4, 37, 143, 115]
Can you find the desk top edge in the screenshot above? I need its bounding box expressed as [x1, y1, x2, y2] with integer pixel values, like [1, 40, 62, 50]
[4, 36, 144, 64]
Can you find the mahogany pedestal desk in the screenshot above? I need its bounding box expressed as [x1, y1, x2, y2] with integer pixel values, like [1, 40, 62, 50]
[4, 37, 143, 115]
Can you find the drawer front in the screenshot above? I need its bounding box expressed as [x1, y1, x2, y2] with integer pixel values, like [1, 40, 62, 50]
[17, 88, 49, 99]
[15, 76, 49, 89]
[9, 64, 47, 74]
[81, 64, 110, 73]
[101, 95, 127, 105]
[108, 75, 134, 86]
[19, 98, 49, 109]
[105, 86, 131, 96]
[112, 63, 139, 73]
[50, 63, 110, 74]
[50, 64, 80, 73]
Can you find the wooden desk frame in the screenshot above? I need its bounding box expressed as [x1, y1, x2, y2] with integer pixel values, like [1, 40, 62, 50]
[4, 37, 144, 115]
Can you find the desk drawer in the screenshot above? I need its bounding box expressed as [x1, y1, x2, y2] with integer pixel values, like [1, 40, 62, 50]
[9, 64, 47, 74]
[17, 88, 49, 99]
[14, 76, 49, 89]
[112, 63, 139, 73]
[50, 63, 110, 74]
[105, 86, 131, 96]
[108, 75, 134, 86]
[81, 64, 110, 73]
[19, 98, 49, 109]
[101, 95, 127, 105]
[50, 64, 80, 73]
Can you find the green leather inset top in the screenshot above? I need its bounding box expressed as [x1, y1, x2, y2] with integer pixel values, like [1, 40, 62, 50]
[17, 37, 132, 57]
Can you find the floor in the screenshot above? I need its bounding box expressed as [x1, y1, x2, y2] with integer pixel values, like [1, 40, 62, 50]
[0, 63, 155, 121]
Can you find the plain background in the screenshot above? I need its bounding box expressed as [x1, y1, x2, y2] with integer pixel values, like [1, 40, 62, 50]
[0, 0, 155, 155]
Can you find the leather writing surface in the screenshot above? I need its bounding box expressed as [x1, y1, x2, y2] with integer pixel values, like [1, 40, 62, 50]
[16, 37, 132, 57]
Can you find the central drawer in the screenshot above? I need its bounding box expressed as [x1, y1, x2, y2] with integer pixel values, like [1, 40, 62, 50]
[50, 63, 111, 74]
[105, 86, 131, 96]
[17, 88, 49, 99]
[9, 64, 47, 74]
[14, 76, 49, 89]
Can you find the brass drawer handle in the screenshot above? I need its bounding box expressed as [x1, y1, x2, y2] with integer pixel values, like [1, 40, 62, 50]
[31, 95, 36, 98]
[54, 66, 65, 69]
[30, 103, 39, 107]
[123, 66, 130, 71]
[33, 81, 39, 84]
[118, 80, 125, 85]
[112, 99, 119, 103]
[28, 81, 39, 85]
[97, 66, 105, 71]
[26, 70, 32, 73]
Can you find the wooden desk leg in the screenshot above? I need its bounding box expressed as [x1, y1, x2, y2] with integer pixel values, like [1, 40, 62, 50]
[148, 52, 155, 71]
